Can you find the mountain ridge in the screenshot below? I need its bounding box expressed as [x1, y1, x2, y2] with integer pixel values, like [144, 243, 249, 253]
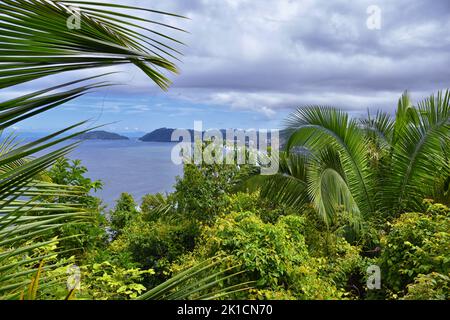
[73, 130, 129, 140]
[139, 127, 278, 143]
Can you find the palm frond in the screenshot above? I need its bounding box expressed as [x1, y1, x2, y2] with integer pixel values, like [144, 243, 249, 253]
[285, 107, 375, 219]
[360, 109, 394, 148]
[0, 0, 185, 90]
[136, 257, 252, 300]
[307, 148, 361, 231]
[242, 152, 310, 209]
[0, 0, 189, 299]
[384, 90, 450, 211]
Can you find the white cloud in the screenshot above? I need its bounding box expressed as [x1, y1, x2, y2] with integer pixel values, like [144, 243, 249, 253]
[105, 0, 448, 115]
[4, 0, 449, 119]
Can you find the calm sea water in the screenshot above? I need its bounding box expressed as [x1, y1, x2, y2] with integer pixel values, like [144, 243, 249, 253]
[65, 140, 183, 208]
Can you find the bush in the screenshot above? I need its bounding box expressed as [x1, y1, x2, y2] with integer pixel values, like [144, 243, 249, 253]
[109, 215, 198, 286]
[79, 261, 154, 300]
[173, 164, 233, 223]
[173, 162, 252, 224]
[403, 272, 450, 300]
[172, 211, 345, 299]
[225, 191, 296, 224]
[109, 193, 139, 236]
[379, 201, 450, 295]
[47, 158, 107, 257]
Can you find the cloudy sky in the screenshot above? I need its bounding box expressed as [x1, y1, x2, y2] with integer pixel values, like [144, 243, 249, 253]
[9, 0, 450, 133]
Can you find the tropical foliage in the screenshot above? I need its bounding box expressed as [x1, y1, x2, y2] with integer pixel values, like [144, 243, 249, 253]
[249, 91, 450, 243]
[379, 201, 450, 297]
[0, 0, 243, 300]
[0, 0, 448, 301]
[96, 156, 449, 300]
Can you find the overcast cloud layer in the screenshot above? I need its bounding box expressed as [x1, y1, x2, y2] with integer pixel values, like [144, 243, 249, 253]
[113, 0, 450, 116]
[5, 0, 450, 130]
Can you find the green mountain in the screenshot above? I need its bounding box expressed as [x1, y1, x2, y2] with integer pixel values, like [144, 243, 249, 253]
[139, 128, 186, 142]
[139, 128, 281, 145]
[74, 130, 129, 140]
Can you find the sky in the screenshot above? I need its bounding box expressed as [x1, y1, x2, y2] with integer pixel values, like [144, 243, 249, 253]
[6, 0, 450, 134]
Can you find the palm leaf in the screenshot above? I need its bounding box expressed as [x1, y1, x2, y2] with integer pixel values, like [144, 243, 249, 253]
[1, 1, 250, 301]
[385, 90, 450, 211]
[285, 107, 375, 220]
[242, 152, 310, 209]
[0, 0, 186, 90]
[137, 257, 252, 300]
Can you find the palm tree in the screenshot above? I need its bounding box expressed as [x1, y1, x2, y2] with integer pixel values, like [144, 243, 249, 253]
[0, 0, 247, 299]
[250, 91, 449, 236]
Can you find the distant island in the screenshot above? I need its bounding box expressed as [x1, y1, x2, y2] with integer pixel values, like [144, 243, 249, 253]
[139, 128, 182, 142]
[139, 128, 280, 144]
[74, 130, 129, 140]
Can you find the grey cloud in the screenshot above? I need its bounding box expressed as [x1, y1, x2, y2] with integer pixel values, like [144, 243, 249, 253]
[12, 0, 450, 118]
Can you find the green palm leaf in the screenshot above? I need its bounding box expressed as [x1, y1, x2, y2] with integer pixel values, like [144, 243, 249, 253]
[243, 152, 310, 210]
[252, 91, 449, 236]
[1, 1, 249, 300]
[385, 90, 450, 211]
[0, 0, 185, 90]
[285, 107, 375, 220]
[137, 257, 252, 300]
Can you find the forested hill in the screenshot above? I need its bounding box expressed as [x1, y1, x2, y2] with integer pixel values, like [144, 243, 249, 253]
[139, 128, 184, 142]
[74, 130, 129, 140]
[139, 128, 277, 143]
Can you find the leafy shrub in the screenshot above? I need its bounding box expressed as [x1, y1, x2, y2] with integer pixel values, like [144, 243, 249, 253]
[46, 158, 108, 257]
[173, 164, 233, 223]
[79, 261, 154, 300]
[173, 211, 344, 299]
[48, 158, 103, 205]
[403, 272, 449, 300]
[379, 201, 450, 295]
[109, 215, 198, 286]
[316, 238, 366, 292]
[109, 193, 139, 236]
[173, 162, 252, 224]
[225, 191, 296, 224]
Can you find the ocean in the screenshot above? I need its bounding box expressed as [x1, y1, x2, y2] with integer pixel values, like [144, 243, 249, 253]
[66, 140, 183, 208]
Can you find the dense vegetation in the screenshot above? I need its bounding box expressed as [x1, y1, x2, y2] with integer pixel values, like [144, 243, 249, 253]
[23, 131, 447, 300]
[0, 0, 240, 300]
[139, 128, 183, 142]
[74, 131, 129, 141]
[110, 131, 447, 300]
[0, 1, 448, 300]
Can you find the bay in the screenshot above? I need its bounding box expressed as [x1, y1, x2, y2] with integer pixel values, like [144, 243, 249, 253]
[64, 139, 183, 208]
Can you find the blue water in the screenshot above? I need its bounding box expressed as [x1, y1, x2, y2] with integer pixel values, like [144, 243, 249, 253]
[65, 140, 183, 208]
